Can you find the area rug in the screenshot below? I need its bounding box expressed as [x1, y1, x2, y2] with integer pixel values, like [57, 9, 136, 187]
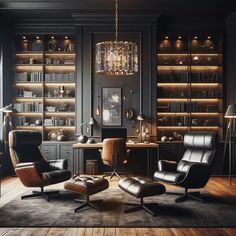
[0, 188, 236, 227]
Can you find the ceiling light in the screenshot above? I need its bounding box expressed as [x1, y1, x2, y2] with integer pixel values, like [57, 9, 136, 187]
[95, 0, 138, 75]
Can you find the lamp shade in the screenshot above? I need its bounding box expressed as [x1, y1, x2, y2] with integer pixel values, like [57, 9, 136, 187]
[88, 117, 97, 126]
[0, 104, 17, 113]
[225, 104, 236, 118]
[137, 114, 145, 121]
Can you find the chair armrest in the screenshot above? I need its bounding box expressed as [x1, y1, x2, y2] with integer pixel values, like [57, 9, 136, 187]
[178, 163, 211, 188]
[15, 162, 43, 187]
[15, 162, 35, 168]
[158, 160, 178, 172]
[48, 159, 68, 170]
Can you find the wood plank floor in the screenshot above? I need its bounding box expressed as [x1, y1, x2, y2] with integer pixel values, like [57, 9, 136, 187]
[0, 176, 235, 236]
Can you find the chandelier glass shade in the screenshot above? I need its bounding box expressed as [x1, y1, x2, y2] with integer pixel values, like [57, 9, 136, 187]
[95, 0, 138, 75]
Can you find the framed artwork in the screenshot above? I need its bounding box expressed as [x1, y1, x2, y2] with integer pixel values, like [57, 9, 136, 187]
[102, 87, 122, 126]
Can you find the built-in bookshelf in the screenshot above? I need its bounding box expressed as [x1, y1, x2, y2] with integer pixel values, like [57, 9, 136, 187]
[157, 34, 223, 141]
[13, 34, 76, 141]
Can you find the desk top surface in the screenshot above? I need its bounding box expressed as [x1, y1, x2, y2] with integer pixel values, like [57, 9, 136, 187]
[73, 142, 159, 148]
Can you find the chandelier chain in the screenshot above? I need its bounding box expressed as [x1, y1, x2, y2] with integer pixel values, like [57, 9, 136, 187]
[115, 0, 118, 41]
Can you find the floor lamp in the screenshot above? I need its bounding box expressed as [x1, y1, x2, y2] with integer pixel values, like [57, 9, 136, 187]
[0, 104, 17, 176]
[224, 104, 236, 185]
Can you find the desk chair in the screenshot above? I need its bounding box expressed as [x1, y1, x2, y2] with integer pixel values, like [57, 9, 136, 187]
[100, 138, 130, 179]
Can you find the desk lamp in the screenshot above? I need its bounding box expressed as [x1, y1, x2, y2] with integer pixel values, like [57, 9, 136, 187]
[137, 114, 145, 142]
[77, 117, 97, 143]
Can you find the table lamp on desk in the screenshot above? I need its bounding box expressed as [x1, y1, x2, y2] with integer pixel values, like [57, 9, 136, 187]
[137, 113, 145, 142]
[77, 117, 97, 143]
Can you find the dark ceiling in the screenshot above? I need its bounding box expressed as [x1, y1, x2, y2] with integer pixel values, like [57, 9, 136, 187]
[0, 0, 236, 20]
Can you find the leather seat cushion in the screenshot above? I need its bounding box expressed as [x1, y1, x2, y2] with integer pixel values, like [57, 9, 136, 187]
[118, 177, 166, 198]
[42, 170, 71, 185]
[64, 176, 109, 195]
[154, 171, 185, 184]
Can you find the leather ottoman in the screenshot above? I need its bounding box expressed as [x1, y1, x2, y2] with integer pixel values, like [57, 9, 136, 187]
[119, 177, 166, 216]
[64, 176, 109, 213]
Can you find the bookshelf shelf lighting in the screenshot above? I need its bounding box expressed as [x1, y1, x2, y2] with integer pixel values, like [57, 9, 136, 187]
[13, 34, 76, 141]
[157, 33, 223, 141]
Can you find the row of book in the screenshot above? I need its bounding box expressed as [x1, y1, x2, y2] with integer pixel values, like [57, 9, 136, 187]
[170, 103, 188, 112]
[13, 102, 43, 112]
[45, 58, 75, 64]
[191, 72, 222, 82]
[45, 73, 75, 82]
[15, 72, 43, 82]
[20, 42, 44, 51]
[15, 116, 30, 126]
[158, 72, 188, 82]
[158, 72, 222, 82]
[191, 103, 221, 112]
[44, 117, 75, 126]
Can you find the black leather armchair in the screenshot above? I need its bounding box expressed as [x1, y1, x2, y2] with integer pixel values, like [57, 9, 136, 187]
[154, 132, 217, 203]
[9, 130, 71, 201]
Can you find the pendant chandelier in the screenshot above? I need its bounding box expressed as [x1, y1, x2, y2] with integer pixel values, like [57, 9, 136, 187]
[95, 0, 138, 75]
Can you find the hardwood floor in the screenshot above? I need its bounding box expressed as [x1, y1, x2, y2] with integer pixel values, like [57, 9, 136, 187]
[0, 176, 235, 236]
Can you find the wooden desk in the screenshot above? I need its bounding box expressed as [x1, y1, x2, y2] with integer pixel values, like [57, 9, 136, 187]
[72, 142, 159, 177]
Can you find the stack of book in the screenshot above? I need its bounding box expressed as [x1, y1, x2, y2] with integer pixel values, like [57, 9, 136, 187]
[44, 119, 53, 126]
[23, 91, 33, 97]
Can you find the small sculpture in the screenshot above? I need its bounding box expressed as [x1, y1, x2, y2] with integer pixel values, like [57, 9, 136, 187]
[59, 86, 65, 97]
[57, 129, 66, 141]
[161, 136, 168, 142]
[173, 132, 183, 141]
[168, 137, 174, 142]
[48, 130, 58, 141]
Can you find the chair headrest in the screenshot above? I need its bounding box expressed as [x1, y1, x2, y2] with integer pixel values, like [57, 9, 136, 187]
[9, 130, 42, 148]
[184, 132, 217, 150]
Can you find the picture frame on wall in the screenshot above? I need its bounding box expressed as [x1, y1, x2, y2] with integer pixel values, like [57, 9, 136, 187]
[101, 87, 122, 126]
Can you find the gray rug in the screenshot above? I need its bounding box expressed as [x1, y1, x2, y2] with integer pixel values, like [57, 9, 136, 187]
[0, 188, 236, 227]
